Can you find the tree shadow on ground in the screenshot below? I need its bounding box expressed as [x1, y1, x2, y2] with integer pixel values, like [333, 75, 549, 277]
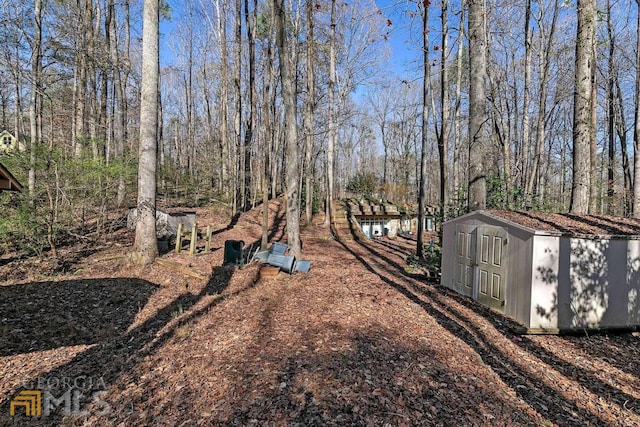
[428, 280, 640, 410]
[0, 279, 159, 357]
[336, 238, 626, 426]
[220, 325, 541, 426]
[0, 264, 243, 425]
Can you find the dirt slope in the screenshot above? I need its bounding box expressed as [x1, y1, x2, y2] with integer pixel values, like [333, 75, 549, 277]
[1, 200, 640, 426]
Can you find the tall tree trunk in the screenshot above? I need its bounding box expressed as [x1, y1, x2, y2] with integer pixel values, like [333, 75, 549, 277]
[325, 0, 337, 230]
[452, 1, 465, 211]
[417, 1, 431, 258]
[438, 0, 449, 216]
[215, 0, 230, 196]
[467, 0, 488, 211]
[634, 0, 640, 216]
[521, 0, 533, 206]
[571, 0, 596, 214]
[261, 18, 275, 249]
[589, 21, 598, 215]
[133, 0, 159, 264]
[116, 0, 131, 205]
[73, 0, 89, 159]
[274, 0, 301, 257]
[304, 0, 315, 224]
[29, 0, 43, 199]
[614, 77, 632, 213]
[606, 0, 615, 213]
[243, 0, 256, 211]
[234, 0, 243, 212]
[525, 0, 558, 209]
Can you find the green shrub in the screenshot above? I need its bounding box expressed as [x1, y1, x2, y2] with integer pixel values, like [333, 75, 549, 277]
[407, 243, 442, 272]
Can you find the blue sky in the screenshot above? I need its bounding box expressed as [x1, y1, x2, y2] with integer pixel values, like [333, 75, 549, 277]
[159, 0, 428, 79]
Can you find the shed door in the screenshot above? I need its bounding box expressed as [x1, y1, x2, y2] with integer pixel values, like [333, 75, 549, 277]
[455, 224, 476, 296]
[475, 225, 508, 312]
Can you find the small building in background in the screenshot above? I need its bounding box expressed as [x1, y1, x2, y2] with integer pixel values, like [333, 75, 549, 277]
[441, 210, 640, 333]
[0, 161, 23, 192]
[345, 199, 402, 238]
[341, 199, 439, 239]
[0, 130, 26, 155]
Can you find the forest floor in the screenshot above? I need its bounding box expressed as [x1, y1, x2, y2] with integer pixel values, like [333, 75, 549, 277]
[1, 199, 640, 426]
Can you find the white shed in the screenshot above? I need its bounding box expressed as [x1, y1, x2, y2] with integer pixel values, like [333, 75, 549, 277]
[441, 210, 640, 333]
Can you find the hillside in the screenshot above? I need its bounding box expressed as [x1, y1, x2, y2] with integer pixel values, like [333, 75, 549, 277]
[1, 200, 640, 426]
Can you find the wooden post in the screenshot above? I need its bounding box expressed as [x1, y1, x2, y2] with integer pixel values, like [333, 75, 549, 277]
[205, 225, 212, 252]
[189, 222, 197, 255]
[175, 223, 184, 253]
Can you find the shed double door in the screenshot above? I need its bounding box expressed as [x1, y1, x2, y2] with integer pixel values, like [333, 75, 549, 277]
[455, 225, 508, 312]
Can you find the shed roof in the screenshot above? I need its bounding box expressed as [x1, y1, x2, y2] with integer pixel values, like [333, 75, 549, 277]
[487, 210, 640, 237]
[0, 161, 23, 192]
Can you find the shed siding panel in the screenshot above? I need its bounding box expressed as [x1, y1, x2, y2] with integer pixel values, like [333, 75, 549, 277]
[556, 237, 640, 329]
[530, 235, 561, 329]
[503, 227, 534, 326]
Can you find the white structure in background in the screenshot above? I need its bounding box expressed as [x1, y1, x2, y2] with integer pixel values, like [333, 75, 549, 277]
[0, 130, 26, 154]
[441, 210, 640, 333]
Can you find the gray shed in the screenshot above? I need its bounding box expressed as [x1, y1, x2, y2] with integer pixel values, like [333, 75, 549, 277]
[441, 210, 640, 333]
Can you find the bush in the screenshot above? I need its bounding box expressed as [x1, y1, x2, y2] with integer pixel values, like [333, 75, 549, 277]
[407, 243, 442, 272]
[346, 172, 379, 198]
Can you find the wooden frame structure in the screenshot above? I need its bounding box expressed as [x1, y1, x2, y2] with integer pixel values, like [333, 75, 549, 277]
[0, 161, 23, 192]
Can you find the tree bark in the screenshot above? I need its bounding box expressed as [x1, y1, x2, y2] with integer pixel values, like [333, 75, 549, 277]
[438, 0, 449, 216]
[29, 0, 43, 199]
[417, 1, 431, 258]
[303, 0, 316, 224]
[634, 0, 640, 216]
[234, 0, 243, 212]
[325, 0, 337, 230]
[215, 0, 230, 196]
[467, 0, 488, 211]
[571, 0, 595, 214]
[243, 0, 256, 211]
[452, 1, 465, 212]
[521, 0, 533, 203]
[274, 0, 301, 257]
[133, 0, 159, 264]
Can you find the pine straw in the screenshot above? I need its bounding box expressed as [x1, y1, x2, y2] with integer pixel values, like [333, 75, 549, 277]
[1, 200, 640, 426]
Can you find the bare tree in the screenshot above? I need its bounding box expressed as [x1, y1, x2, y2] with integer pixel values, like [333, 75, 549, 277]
[417, 0, 431, 258]
[303, 0, 316, 224]
[634, 0, 640, 217]
[243, 0, 257, 211]
[325, 0, 337, 230]
[274, 0, 301, 257]
[467, 0, 488, 210]
[570, 0, 596, 214]
[452, 0, 465, 211]
[438, 0, 450, 214]
[28, 0, 43, 198]
[133, 0, 160, 264]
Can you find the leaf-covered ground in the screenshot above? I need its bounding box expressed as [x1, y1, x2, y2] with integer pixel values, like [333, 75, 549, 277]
[1, 200, 640, 426]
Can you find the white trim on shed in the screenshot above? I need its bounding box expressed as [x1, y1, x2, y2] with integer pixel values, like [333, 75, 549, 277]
[441, 210, 640, 332]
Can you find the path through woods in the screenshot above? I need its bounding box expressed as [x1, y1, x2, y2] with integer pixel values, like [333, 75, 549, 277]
[1, 200, 639, 426]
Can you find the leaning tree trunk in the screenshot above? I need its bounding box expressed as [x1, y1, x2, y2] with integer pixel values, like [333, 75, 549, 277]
[133, 0, 159, 265]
